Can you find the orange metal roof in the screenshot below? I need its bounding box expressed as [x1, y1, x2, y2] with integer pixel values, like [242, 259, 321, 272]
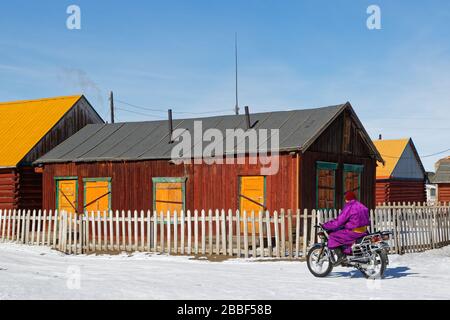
[373, 138, 410, 179]
[0, 95, 82, 168]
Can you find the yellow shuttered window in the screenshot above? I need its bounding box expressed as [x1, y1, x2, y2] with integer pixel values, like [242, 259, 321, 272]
[83, 178, 111, 217]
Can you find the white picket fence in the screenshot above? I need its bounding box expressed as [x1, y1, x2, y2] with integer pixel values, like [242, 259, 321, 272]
[0, 206, 449, 258]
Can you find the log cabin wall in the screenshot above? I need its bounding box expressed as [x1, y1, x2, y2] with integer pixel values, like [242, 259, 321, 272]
[437, 183, 450, 202]
[0, 168, 18, 210]
[376, 179, 426, 204]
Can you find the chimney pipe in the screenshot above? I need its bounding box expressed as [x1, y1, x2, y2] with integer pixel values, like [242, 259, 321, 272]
[245, 106, 251, 129]
[168, 109, 173, 144]
[379, 134, 382, 140]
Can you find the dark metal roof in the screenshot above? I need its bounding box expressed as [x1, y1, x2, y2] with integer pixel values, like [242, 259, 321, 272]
[35, 103, 382, 164]
[433, 160, 450, 183]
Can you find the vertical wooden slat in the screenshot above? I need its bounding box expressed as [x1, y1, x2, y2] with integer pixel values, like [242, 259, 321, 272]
[243, 210, 248, 258]
[0, 210, 3, 241]
[236, 210, 241, 257]
[6, 210, 11, 241]
[215, 209, 220, 255]
[110, 211, 114, 251]
[36, 210, 42, 246]
[187, 210, 191, 255]
[295, 209, 300, 258]
[274, 211, 280, 258]
[180, 210, 185, 255]
[51, 211, 57, 248]
[201, 210, 206, 255]
[265, 211, 272, 257]
[302, 209, 308, 258]
[11, 210, 17, 241]
[31, 210, 36, 245]
[174, 211, 178, 254]
[220, 209, 227, 256]
[258, 211, 264, 257]
[251, 211, 256, 258]
[146, 210, 151, 252]
[194, 210, 199, 255]
[153, 211, 158, 252]
[280, 210, 286, 258]
[91, 213, 96, 252]
[140, 210, 145, 251]
[287, 210, 293, 259]
[226, 209, 232, 256]
[134, 210, 139, 252]
[309, 209, 317, 247]
[96, 211, 102, 251]
[74, 213, 78, 254]
[68, 213, 72, 254]
[127, 210, 132, 252]
[16, 210, 22, 242]
[41, 210, 47, 246]
[208, 209, 213, 256]
[160, 212, 165, 253]
[167, 212, 171, 255]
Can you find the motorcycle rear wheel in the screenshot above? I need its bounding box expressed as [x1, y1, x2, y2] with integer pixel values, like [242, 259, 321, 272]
[307, 245, 333, 278]
[359, 250, 388, 279]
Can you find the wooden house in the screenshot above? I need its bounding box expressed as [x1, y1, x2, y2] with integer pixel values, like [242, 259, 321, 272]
[35, 102, 382, 216]
[0, 95, 104, 210]
[373, 138, 426, 204]
[433, 157, 450, 202]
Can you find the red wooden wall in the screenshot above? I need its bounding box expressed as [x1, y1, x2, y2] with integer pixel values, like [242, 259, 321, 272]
[0, 168, 18, 210]
[438, 183, 450, 202]
[376, 179, 426, 204]
[41, 154, 298, 213]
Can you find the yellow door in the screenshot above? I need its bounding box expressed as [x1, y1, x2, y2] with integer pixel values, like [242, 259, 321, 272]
[84, 180, 111, 217]
[239, 176, 265, 233]
[154, 182, 184, 217]
[57, 180, 77, 214]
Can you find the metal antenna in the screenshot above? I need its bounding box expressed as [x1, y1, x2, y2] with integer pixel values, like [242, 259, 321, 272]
[234, 32, 240, 115]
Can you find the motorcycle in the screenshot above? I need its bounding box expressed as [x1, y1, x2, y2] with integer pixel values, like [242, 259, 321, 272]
[307, 224, 392, 279]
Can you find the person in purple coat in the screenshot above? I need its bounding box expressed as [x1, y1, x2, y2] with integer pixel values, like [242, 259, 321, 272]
[322, 191, 370, 264]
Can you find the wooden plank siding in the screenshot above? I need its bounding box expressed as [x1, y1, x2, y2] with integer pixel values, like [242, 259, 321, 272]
[376, 179, 426, 205]
[41, 154, 299, 213]
[438, 183, 450, 202]
[0, 168, 18, 210]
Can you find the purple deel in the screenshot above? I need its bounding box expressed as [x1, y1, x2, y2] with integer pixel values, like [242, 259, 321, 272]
[322, 200, 371, 254]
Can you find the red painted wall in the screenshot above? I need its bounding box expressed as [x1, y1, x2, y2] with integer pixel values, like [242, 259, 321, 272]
[376, 179, 426, 205]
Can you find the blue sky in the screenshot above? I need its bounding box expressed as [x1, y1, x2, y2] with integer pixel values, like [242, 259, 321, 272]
[0, 0, 449, 170]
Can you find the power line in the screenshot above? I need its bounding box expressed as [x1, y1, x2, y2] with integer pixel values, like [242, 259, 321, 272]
[380, 148, 450, 160]
[115, 107, 166, 119]
[115, 99, 233, 116]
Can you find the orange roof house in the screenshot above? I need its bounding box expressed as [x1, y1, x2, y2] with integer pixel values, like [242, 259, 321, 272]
[0, 95, 103, 210]
[373, 138, 426, 204]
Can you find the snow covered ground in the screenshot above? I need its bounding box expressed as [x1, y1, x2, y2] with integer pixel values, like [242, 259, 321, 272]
[0, 243, 449, 300]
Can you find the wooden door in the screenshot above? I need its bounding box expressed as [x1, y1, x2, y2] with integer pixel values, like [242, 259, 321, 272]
[57, 180, 77, 214]
[84, 180, 111, 216]
[239, 176, 265, 233]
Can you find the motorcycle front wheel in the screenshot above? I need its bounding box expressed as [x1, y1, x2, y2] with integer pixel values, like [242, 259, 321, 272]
[307, 244, 333, 278]
[359, 250, 388, 279]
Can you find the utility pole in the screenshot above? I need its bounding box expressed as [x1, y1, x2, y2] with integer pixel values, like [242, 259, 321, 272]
[234, 32, 239, 115]
[109, 91, 115, 124]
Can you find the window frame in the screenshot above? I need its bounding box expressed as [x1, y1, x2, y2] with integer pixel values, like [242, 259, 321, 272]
[83, 177, 112, 215]
[55, 176, 79, 214]
[238, 175, 267, 214]
[316, 161, 338, 210]
[152, 177, 187, 219]
[343, 164, 364, 201]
